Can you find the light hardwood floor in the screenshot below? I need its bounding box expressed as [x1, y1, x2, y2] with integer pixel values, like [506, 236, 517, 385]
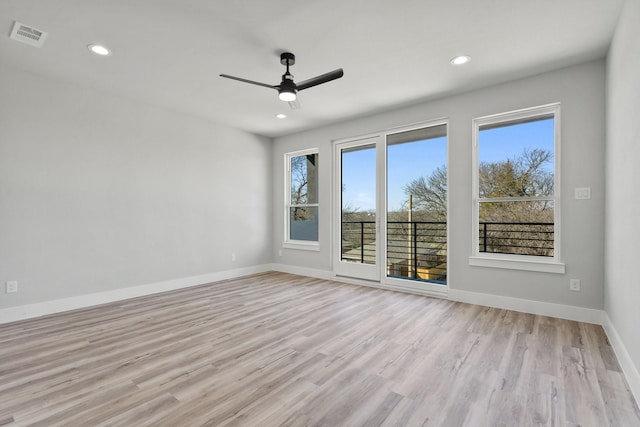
[1, 272, 639, 426]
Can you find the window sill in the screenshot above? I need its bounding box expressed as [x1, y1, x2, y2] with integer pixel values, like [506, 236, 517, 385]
[468, 255, 565, 274]
[282, 241, 320, 252]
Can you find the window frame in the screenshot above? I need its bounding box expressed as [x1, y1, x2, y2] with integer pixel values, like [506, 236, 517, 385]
[470, 103, 564, 274]
[284, 148, 320, 251]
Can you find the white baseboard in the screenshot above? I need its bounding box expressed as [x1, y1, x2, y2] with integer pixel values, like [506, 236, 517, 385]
[448, 288, 604, 325]
[0, 264, 273, 324]
[270, 263, 333, 280]
[602, 313, 640, 406]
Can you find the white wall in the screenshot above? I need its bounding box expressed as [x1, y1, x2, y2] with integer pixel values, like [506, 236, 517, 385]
[0, 64, 272, 309]
[605, 0, 640, 388]
[273, 60, 606, 310]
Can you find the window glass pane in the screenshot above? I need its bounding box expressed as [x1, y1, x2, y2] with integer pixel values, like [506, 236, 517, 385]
[290, 153, 318, 204]
[289, 206, 318, 241]
[341, 145, 376, 264]
[479, 117, 554, 198]
[479, 200, 554, 256]
[387, 128, 447, 284]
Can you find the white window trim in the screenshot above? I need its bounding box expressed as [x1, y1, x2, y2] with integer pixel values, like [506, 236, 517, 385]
[282, 240, 320, 251]
[284, 148, 320, 250]
[470, 103, 565, 274]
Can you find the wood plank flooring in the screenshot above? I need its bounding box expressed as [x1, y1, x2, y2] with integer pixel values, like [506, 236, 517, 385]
[1, 272, 638, 426]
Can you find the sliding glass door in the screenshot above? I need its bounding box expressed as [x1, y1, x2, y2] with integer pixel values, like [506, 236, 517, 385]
[334, 122, 448, 290]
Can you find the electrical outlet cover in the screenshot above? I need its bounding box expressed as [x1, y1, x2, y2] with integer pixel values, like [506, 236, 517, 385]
[569, 279, 581, 291]
[6, 281, 18, 293]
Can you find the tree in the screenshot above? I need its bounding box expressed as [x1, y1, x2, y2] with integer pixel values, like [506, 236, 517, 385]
[479, 148, 553, 199]
[290, 155, 309, 205]
[404, 148, 553, 218]
[478, 148, 553, 226]
[403, 148, 554, 256]
[290, 154, 317, 220]
[402, 165, 447, 220]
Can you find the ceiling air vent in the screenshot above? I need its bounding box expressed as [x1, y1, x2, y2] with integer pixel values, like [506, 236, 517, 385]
[9, 21, 48, 48]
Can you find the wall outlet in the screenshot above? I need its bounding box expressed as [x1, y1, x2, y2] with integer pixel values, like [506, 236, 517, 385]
[231, 253, 236, 262]
[6, 280, 18, 293]
[278, 249, 283, 257]
[569, 279, 581, 292]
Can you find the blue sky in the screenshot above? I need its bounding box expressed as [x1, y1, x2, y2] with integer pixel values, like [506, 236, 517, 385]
[341, 118, 554, 212]
[479, 118, 554, 172]
[342, 146, 376, 211]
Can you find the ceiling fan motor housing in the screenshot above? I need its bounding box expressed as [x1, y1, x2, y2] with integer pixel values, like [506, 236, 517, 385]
[279, 77, 297, 98]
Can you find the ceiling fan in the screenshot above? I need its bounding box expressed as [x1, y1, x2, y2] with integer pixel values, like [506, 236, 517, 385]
[220, 52, 344, 108]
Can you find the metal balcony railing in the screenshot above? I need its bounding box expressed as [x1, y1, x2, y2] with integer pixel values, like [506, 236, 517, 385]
[340, 220, 554, 284]
[341, 221, 377, 264]
[479, 221, 554, 257]
[387, 221, 447, 283]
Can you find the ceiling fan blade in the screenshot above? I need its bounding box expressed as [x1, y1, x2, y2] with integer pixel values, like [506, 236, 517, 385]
[296, 68, 344, 91]
[219, 74, 276, 89]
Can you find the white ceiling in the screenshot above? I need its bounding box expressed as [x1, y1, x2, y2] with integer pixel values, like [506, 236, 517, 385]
[0, 0, 624, 138]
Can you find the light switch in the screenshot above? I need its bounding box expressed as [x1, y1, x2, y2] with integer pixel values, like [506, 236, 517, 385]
[575, 187, 591, 200]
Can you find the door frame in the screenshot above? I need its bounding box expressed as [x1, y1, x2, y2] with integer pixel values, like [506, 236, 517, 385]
[333, 135, 382, 281]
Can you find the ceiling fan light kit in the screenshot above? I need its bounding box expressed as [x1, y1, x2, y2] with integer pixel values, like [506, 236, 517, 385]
[278, 91, 297, 102]
[220, 52, 343, 108]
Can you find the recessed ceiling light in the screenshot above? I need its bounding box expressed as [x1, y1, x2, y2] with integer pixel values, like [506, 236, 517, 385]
[276, 114, 287, 119]
[450, 55, 471, 66]
[88, 44, 111, 56]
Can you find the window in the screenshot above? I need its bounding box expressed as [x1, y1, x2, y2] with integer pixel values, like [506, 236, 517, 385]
[470, 104, 564, 273]
[284, 149, 319, 249]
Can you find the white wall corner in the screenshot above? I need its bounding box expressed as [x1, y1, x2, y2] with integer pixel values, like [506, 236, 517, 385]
[602, 312, 640, 407]
[448, 288, 604, 325]
[0, 264, 273, 325]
